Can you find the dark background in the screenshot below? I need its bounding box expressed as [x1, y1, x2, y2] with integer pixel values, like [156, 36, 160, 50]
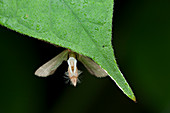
[0, 0, 170, 113]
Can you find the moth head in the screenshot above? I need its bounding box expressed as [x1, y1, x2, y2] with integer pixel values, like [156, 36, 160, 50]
[70, 76, 77, 87]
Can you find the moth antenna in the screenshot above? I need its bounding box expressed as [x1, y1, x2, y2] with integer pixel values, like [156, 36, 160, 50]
[78, 70, 82, 75]
[77, 69, 82, 84]
[69, 80, 73, 86]
[65, 79, 70, 84]
[65, 71, 69, 76]
[77, 77, 81, 83]
[78, 71, 84, 83]
[63, 74, 69, 79]
[63, 74, 70, 84]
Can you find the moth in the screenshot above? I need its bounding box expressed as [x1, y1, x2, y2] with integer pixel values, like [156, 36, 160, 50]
[35, 49, 108, 86]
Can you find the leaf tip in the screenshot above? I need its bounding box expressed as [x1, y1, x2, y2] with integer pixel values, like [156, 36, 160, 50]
[131, 95, 137, 103]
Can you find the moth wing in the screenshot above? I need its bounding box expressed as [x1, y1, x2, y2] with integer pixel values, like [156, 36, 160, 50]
[78, 55, 108, 77]
[35, 50, 69, 77]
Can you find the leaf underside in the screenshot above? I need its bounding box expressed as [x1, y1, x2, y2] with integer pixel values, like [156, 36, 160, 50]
[0, 0, 135, 101]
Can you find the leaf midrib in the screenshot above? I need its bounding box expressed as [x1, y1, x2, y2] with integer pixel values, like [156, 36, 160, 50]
[61, 0, 109, 62]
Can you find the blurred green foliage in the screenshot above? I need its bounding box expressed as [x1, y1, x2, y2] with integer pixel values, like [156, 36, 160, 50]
[0, 0, 170, 113]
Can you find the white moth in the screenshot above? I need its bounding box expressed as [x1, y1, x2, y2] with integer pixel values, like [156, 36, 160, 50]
[35, 49, 108, 86]
[66, 57, 82, 86]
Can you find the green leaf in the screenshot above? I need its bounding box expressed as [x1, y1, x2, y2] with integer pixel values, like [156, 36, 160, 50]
[0, 0, 135, 101]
